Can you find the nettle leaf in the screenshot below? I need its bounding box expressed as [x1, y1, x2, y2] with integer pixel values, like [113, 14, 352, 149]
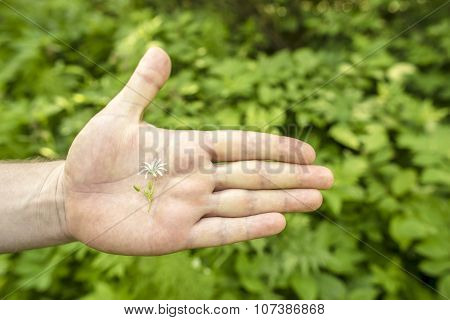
[387, 62, 416, 83]
[347, 287, 379, 300]
[326, 248, 365, 275]
[397, 126, 450, 166]
[361, 124, 389, 153]
[419, 260, 450, 277]
[317, 273, 347, 299]
[421, 168, 450, 186]
[0, 255, 10, 276]
[82, 282, 125, 300]
[370, 262, 408, 297]
[438, 274, 450, 299]
[333, 155, 368, 185]
[322, 190, 342, 215]
[389, 216, 435, 249]
[416, 238, 450, 260]
[257, 84, 274, 105]
[329, 124, 360, 150]
[391, 169, 417, 196]
[291, 273, 318, 300]
[214, 107, 242, 126]
[245, 103, 285, 127]
[377, 197, 400, 214]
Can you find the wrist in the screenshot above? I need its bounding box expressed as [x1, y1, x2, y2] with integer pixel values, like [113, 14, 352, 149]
[30, 161, 74, 248]
[44, 161, 74, 244]
[0, 161, 74, 252]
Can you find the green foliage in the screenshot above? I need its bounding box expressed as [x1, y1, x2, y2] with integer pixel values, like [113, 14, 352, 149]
[0, 0, 448, 299]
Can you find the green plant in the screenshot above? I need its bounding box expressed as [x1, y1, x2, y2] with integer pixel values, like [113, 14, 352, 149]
[0, 0, 448, 299]
[134, 159, 167, 212]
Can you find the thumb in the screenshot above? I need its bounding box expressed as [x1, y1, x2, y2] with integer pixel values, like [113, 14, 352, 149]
[110, 47, 171, 119]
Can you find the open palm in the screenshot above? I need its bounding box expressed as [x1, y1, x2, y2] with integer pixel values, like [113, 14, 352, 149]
[63, 48, 333, 255]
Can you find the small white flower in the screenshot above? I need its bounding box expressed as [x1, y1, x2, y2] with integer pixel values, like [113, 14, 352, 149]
[138, 159, 167, 179]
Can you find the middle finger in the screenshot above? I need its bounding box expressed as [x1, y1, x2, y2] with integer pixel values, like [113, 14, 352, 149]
[213, 161, 333, 191]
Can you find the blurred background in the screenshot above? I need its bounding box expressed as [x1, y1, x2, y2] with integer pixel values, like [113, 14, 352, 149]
[0, 0, 449, 299]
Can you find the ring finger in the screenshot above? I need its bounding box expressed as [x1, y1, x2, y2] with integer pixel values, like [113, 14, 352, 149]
[207, 188, 323, 218]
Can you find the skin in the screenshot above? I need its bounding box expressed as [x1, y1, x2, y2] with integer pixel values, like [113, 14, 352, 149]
[0, 47, 333, 255]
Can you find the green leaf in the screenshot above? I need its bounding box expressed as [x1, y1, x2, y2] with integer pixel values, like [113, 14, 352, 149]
[317, 273, 347, 299]
[291, 273, 318, 299]
[327, 248, 365, 274]
[421, 168, 450, 186]
[419, 260, 450, 276]
[347, 287, 379, 299]
[257, 84, 274, 105]
[416, 238, 450, 259]
[329, 124, 360, 150]
[389, 216, 434, 249]
[361, 124, 389, 153]
[437, 274, 450, 299]
[387, 63, 416, 83]
[323, 191, 342, 215]
[391, 169, 417, 196]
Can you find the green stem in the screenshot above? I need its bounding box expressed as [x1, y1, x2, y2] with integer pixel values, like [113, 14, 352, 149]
[134, 181, 155, 213]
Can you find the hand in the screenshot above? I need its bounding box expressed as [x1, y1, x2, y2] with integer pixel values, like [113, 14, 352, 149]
[63, 47, 333, 255]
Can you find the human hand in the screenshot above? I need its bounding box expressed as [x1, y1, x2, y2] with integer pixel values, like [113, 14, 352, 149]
[62, 47, 333, 255]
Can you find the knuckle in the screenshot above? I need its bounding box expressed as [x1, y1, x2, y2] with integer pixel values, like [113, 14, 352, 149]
[136, 68, 164, 89]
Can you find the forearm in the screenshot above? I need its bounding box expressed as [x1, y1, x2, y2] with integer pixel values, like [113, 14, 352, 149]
[0, 161, 72, 253]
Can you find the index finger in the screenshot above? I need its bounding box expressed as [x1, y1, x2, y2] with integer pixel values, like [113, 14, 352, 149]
[204, 130, 316, 164]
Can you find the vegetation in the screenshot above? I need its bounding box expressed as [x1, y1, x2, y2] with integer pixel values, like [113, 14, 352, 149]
[0, 0, 449, 299]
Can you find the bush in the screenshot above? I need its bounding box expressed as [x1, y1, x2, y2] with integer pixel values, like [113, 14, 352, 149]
[0, 0, 448, 299]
